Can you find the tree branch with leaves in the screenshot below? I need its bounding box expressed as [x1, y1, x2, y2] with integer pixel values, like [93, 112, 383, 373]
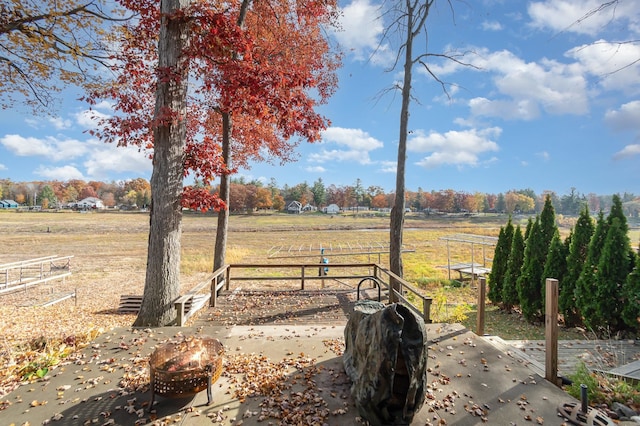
[0, 0, 130, 112]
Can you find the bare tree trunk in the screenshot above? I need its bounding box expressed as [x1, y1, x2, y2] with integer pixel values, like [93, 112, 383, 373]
[389, 0, 416, 298]
[134, 0, 190, 327]
[213, 112, 231, 271]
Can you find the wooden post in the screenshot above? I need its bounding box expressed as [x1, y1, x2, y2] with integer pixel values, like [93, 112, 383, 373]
[423, 297, 432, 324]
[476, 277, 486, 336]
[470, 242, 475, 287]
[545, 278, 559, 386]
[211, 276, 217, 308]
[446, 240, 451, 280]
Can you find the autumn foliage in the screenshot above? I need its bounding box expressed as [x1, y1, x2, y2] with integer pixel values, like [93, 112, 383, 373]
[0, 0, 124, 111]
[87, 0, 340, 212]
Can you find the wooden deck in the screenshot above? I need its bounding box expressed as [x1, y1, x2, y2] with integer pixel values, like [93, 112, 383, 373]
[485, 336, 640, 379]
[194, 288, 640, 380]
[194, 288, 361, 327]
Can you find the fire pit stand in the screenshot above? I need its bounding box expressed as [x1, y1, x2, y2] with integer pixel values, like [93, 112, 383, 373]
[149, 336, 224, 409]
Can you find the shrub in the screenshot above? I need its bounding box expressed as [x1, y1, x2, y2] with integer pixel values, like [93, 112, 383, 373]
[488, 218, 513, 305]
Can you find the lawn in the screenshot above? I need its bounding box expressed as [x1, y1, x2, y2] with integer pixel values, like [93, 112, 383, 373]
[0, 215, 620, 345]
[0, 209, 589, 343]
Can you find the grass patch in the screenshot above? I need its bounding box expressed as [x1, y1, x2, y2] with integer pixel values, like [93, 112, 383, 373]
[459, 305, 588, 340]
[568, 362, 640, 409]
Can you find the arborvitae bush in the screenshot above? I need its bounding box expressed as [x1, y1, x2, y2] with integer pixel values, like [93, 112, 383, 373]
[575, 211, 608, 329]
[517, 217, 548, 322]
[561, 206, 593, 327]
[524, 217, 533, 240]
[502, 225, 524, 311]
[577, 195, 633, 332]
[539, 195, 557, 250]
[541, 230, 568, 311]
[592, 215, 633, 331]
[488, 217, 513, 305]
[622, 254, 640, 332]
[607, 194, 628, 234]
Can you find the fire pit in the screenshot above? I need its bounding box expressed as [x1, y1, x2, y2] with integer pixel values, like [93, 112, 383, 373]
[149, 336, 224, 408]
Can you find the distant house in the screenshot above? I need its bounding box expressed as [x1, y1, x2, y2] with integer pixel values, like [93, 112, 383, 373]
[287, 201, 302, 214]
[302, 203, 317, 212]
[75, 197, 105, 210]
[323, 204, 340, 214]
[0, 200, 19, 209]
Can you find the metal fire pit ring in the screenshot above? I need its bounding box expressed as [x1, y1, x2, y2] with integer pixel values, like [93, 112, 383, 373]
[149, 336, 224, 409]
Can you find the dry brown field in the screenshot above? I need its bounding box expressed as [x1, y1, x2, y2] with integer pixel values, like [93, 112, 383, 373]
[0, 209, 509, 348]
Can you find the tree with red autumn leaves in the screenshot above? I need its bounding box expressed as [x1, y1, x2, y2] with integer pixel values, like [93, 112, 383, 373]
[87, 0, 340, 326]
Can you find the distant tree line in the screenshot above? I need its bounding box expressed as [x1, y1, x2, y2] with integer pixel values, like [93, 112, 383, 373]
[1, 177, 639, 217]
[0, 178, 151, 209]
[488, 194, 640, 336]
[216, 178, 640, 217]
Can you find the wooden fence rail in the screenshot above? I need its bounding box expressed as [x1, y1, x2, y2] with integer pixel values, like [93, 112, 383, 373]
[211, 262, 433, 323]
[120, 262, 434, 325]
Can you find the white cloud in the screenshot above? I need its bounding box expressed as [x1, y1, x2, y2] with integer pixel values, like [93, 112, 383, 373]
[606, 101, 640, 161]
[321, 127, 384, 150]
[83, 145, 152, 179]
[34, 165, 85, 181]
[91, 100, 114, 111]
[613, 144, 640, 160]
[0, 134, 88, 161]
[308, 149, 373, 165]
[24, 118, 39, 128]
[566, 40, 640, 93]
[379, 160, 396, 173]
[305, 166, 326, 173]
[75, 109, 110, 129]
[481, 21, 503, 31]
[449, 48, 590, 120]
[604, 101, 640, 131]
[309, 127, 384, 166]
[528, 0, 640, 36]
[469, 97, 540, 120]
[334, 0, 393, 65]
[0, 163, 6, 171]
[408, 127, 501, 169]
[48, 116, 72, 130]
[0, 131, 151, 181]
[429, 47, 589, 119]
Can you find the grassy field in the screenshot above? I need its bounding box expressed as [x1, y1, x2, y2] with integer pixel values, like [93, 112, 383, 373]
[1, 209, 634, 348]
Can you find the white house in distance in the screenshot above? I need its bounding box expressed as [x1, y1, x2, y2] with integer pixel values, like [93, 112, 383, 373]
[287, 200, 303, 214]
[75, 197, 105, 210]
[323, 204, 340, 214]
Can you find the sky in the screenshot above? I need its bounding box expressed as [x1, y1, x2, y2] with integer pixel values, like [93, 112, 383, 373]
[1, 0, 639, 197]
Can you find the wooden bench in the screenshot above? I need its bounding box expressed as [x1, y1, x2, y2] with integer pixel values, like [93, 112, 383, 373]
[175, 275, 226, 326]
[117, 273, 226, 325]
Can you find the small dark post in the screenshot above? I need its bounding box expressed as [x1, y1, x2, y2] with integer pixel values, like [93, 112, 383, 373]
[545, 278, 559, 385]
[476, 277, 486, 335]
[580, 384, 588, 413]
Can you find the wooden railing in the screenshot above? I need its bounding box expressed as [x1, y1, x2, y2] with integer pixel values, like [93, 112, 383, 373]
[204, 262, 432, 323]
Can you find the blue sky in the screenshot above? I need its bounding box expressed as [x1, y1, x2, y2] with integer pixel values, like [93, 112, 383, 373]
[1, 0, 639, 196]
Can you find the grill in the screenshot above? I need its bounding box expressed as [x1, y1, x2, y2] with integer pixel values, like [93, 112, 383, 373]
[149, 336, 224, 408]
